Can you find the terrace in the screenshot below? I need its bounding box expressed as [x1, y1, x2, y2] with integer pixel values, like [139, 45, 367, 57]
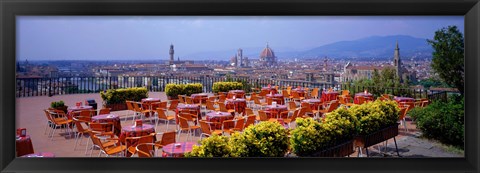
[16, 88, 462, 157]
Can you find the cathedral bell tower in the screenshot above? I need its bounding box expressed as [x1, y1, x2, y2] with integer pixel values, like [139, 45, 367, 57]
[169, 44, 174, 65]
[393, 41, 402, 82]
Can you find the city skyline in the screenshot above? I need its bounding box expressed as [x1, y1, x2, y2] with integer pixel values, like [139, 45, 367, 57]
[17, 16, 464, 61]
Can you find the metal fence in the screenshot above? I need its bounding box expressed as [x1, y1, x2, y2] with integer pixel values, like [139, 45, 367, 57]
[16, 76, 451, 102]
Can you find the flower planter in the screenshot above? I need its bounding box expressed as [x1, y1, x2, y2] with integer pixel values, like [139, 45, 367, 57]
[354, 123, 400, 157]
[309, 140, 355, 157]
[104, 103, 127, 111]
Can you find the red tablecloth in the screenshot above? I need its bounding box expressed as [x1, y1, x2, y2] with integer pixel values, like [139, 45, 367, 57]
[225, 99, 247, 116]
[265, 105, 288, 119]
[191, 94, 208, 104]
[205, 111, 234, 130]
[292, 88, 306, 97]
[92, 114, 122, 137]
[175, 104, 201, 124]
[262, 87, 277, 94]
[394, 97, 415, 103]
[16, 135, 34, 157]
[21, 152, 55, 158]
[119, 124, 156, 156]
[302, 99, 322, 110]
[162, 142, 197, 157]
[228, 90, 245, 99]
[67, 106, 93, 119]
[266, 94, 285, 105]
[354, 93, 374, 104]
[321, 91, 339, 102]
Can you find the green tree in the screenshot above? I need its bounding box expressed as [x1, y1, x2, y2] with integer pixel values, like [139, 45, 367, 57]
[427, 25, 464, 95]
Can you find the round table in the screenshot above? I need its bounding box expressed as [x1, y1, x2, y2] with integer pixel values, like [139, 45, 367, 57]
[67, 106, 93, 119]
[205, 111, 234, 130]
[321, 91, 339, 102]
[191, 93, 208, 104]
[119, 124, 156, 157]
[302, 99, 322, 110]
[225, 98, 247, 116]
[262, 87, 277, 94]
[266, 94, 285, 105]
[162, 142, 198, 157]
[394, 97, 415, 103]
[175, 104, 201, 124]
[92, 114, 122, 137]
[292, 88, 307, 97]
[228, 90, 245, 99]
[142, 98, 161, 116]
[16, 135, 34, 157]
[354, 93, 374, 104]
[265, 105, 288, 119]
[21, 152, 55, 158]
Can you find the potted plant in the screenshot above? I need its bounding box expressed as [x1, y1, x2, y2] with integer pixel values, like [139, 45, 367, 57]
[50, 100, 68, 114]
[165, 83, 184, 100]
[212, 82, 243, 95]
[184, 83, 203, 96]
[100, 87, 148, 111]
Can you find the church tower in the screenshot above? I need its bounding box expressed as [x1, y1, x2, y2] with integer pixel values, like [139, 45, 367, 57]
[393, 41, 402, 81]
[169, 44, 174, 65]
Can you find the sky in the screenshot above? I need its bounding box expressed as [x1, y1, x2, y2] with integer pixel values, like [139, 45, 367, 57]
[17, 16, 464, 61]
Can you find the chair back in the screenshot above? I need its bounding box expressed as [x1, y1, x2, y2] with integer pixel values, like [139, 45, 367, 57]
[234, 117, 245, 130]
[168, 100, 179, 110]
[222, 120, 235, 131]
[311, 88, 319, 98]
[218, 95, 226, 103]
[258, 110, 269, 121]
[160, 131, 176, 146]
[126, 133, 155, 156]
[266, 97, 273, 105]
[297, 107, 308, 118]
[199, 120, 212, 135]
[398, 107, 408, 120]
[43, 109, 54, 122]
[126, 101, 135, 111]
[156, 108, 168, 119]
[342, 90, 350, 96]
[132, 102, 143, 112]
[282, 90, 290, 98]
[89, 122, 114, 133]
[49, 109, 68, 123]
[245, 115, 256, 127]
[185, 96, 193, 104]
[288, 101, 297, 110]
[219, 103, 229, 112]
[98, 108, 110, 115]
[289, 108, 301, 121]
[178, 95, 185, 104]
[327, 101, 340, 112]
[286, 86, 292, 95]
[158, 101, 168, 110]
[253, 97, 262, 105]
[292, 91, 301, 99]
[206, 101, 216, 111]
[178, 116, 191, 129]
[136, 143, 156, 158]
[72, 116, 90, 132]
[208, 96, 216, 102]
[245, 108, 254, 116]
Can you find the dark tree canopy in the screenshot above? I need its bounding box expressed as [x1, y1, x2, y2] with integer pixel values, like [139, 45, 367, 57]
[427, 25, 464, 95]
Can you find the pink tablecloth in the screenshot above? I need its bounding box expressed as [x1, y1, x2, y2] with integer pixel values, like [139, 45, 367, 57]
[265, 105, 288, 119]
[191, 94, 208, 104]
[228, 90, 246, 99]
[21, 152, 55, 158]
[92, 114, 122, 137]
[175, 104, 201, 124]
[67, 106, 93, 119]
[321, 91, 339, 102]
[119, 124, 156, 157]
[394, 97, 415, 103]
[206, 111, 234, 130]
[302, 99, 322, 110]
[162, 142, 197, 157]
[225, 99, 247, 115]
[266, 94, 285, 105]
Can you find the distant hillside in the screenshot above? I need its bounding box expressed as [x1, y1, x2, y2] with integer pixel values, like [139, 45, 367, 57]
[184, 35, 433, 61]
[298, 35, 433, 59]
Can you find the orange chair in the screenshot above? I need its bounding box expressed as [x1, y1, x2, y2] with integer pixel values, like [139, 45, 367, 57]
[177, 116, 201, 141]
[319, 101, 340, 118]
[91, 134, 127, 157]
[47, 109, 73, 140]
[98, 108, 111, 115]
[228, 117, 245, 134]
[244, 115, 256, 128]
[155, 108, 176, 131]
[199, 120, 223, 140]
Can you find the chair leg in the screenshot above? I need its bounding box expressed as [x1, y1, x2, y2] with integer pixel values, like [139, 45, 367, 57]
[74, 132, 80, 150]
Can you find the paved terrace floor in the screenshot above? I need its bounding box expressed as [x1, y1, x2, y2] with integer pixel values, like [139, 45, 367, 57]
[16, 92, 462, 158]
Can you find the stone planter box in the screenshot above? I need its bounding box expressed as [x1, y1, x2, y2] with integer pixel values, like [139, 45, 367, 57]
[354, 123, 400, 157]
[104, 103, 127, 111]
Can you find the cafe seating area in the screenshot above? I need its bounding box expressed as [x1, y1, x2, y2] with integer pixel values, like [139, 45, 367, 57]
[16, 86, 428, 158]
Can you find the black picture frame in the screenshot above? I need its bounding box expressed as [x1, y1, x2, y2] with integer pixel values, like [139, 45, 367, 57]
[1, 0, 479, 173]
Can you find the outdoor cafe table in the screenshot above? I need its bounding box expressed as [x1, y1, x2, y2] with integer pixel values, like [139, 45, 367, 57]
[141, 98, 161, 117]
[321, 91, 339, 102]
[21, 152, 55, 158]
[292, 88, 307, 97]
[394, 97, 415, 103]
[67, 105, 93, 119]
[228, 90, 246, 99]
[191, 93, 208, 104]
[119, 124, 156, 157]
[16, 135, 34, 157]
[262, 87, 277, 94]
[266, 94, 285, 105]
[354, 93, 374, 104]
[225, 98, 247, 116]
[162, 142, 198, 157]
[205, 111, 234, 130]
[175, 104, 201, 124]
[91, 114, 122, 137]
[265, 105, 288, 119]
[302, 99, 322, 110]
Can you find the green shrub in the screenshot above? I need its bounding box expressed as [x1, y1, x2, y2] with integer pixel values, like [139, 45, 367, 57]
[290, 107, 359, 156]
[185, 134, 232, 157]
[409, 95, 464, 148]
[230, 121, 289, 157]
[349, 100, 399, 135]
[165, 83, 203, 97]
[212, 82, 243, 93]
[100, 87, 148, 104]
[50, 100, 65, 108]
